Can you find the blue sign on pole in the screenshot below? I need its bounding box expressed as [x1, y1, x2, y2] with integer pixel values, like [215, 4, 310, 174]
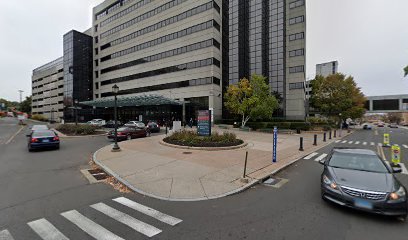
[273, 126, 277, 163]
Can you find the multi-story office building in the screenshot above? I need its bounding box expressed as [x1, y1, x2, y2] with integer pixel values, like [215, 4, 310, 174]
[228, 0, 306, 120]
[32, 57, 64, 121]
[92, 0, 224, 120]
[316, 60, 338, 77]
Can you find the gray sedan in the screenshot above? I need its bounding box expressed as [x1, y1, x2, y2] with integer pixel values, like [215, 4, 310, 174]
[320, 148, 407, 220]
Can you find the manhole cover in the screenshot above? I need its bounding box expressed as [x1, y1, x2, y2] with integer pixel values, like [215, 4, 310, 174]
[263, 177, 289, 188]
[88, 169, 108, 181]
[183, 152, 192, 154]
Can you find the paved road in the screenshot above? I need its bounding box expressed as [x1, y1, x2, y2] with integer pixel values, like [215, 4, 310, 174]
[1, 118, 407, 239]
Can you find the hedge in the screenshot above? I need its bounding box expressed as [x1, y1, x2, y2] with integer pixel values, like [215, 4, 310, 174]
[246, 122, 311, 131]
[56, 124, 100, 135]
[31, 114, 48, 122]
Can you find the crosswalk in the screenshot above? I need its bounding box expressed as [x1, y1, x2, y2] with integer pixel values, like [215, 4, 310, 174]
[1, 197, 182, 239]
[333, 140, 408, 148]
[303, 152, 408, 175]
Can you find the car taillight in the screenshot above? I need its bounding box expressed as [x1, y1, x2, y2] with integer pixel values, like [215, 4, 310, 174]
[31, 138, 38, 143]
[53, 136, 59, 141]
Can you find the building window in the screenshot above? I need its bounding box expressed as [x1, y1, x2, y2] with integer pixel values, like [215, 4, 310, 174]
[95, 59, 99, 67]
[289, 82, 304, 90]
[289, 15, 304, 25]
[289, 49, 304, 57]
[95, 71, 99, 78]
[289, 65, 304, 73]
[95, 82, 99, 90]
[289, 0, 304, 9]
[95, 48, 99, 55]
[95, 94, 99, 99]
[94, 36, 98, 44]
[289, 32, 304, 41]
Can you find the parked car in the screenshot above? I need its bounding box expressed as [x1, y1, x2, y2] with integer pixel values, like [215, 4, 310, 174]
[107, 127, 149, 141]
[147, 121, 160, 133]
[377, 122, 385, 127]
[27, 130, 60, 151]
[362, 123, 372, 130]
[320, 148, 407, 220]
[124, 121, 145, 128]
[389, 123, 398, 128]
[87, 119, 106, 126]
[103, 120, 123, 128]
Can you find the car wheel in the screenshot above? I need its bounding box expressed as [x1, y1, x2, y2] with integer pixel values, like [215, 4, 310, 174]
[127, 135, 132, 140]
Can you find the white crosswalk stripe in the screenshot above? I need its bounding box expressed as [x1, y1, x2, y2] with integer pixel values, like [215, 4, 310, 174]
[0, 230, 15, 240]
[314, 153, 328, 162]
[399, 163, 408, 175]
[363, 142, 367, 145]
[341, 140, 347, 143]
[355, 141, 360, 145]
[348, 141, 353, 144]
[27, 218, 69, 240]
[403, 144, 408, 149]
[61, 210, 124, 240]
[113, 197, 182, 226]
[370, 142, 375, 146]
[335, 140, 341, 143]
[91, 203, 162, 237]
[303, 152, 318, 160]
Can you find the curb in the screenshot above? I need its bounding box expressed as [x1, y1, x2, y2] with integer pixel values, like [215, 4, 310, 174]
[92, 131, 355, 202]
[159, 139, 248, 151]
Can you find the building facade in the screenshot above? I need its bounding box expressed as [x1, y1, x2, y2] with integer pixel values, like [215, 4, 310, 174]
[32, 57, 64, 121]
[228, 0, 306, 120]
[92, 0, 224, 120]
[316, 60, 338, 77]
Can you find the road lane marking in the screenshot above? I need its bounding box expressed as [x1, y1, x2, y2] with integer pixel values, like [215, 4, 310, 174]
[113, 197, 182, 226]
[27, 218, 69, 240]
[363, 142, 367, 145]
[90, 203, 162, 237]
[355, 141, 360, 145]
[341, 140, 347, 143]
[0, 230, 15, 240]
[335, 140, 341, 143]
[303, 152, 318, 160]
[399, 163, 408, 174]
[5, 126, 24, 144]
[403, 144, 408, 149]
[370, 142, 375, 146]
[61, 210, 124, 240]
[348, 141, 353, 144]
[314, 153, 328, 162]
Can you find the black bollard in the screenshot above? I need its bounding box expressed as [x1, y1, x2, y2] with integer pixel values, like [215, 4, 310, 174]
[329, 131, 332, 139]
[334, 130, 337, 138]
[323, 132, 327, 142]
[299, 137, 304, 151]
[313, 134, 317, 146]
[165, 125, 168, 135]
[243, 151, 248, 178]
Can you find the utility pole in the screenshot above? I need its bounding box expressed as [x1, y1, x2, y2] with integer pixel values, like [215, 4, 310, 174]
[18, 90, 24, 103]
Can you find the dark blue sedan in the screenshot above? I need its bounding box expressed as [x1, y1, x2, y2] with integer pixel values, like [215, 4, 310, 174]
[27, 130, 60, 151]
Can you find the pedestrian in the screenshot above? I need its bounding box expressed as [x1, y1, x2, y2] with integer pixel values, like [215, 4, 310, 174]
[189, 118, 193, 128]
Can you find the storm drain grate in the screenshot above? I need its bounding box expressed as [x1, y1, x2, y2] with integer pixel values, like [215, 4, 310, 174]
[263, 177, 289, 188]
[88, 169, 108, 181]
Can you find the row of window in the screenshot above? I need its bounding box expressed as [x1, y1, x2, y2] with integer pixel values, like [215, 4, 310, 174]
[289, 82, 304, 90]
[99, 0, 151, 27]
[289, 65, 304, 73]
[100, 77, 220, 97]
[96, 0, 136, 20]
[101, 1, 215, 40]
[289, 15, 304, 25]
[289, 32, 304, 41]
[32, 70, 63, 83]
[100, 57, 220, 86]
[101, 38, 219, 74]
[100, 20, 218, 62]
[289, 48, 304, 57]
[289, 0, 304, 9]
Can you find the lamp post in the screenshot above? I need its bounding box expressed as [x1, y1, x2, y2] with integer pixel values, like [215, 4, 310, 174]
[50, 108, 54, 124]
[74, 99, 79, 125]
[112, 84, 121, 152]
[339, 113, 342, 137]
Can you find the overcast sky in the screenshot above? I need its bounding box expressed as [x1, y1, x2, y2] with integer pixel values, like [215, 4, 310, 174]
[0, 0, 407, 102]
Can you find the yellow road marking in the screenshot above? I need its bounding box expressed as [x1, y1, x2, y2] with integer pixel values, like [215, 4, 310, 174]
[5, 125, 25, 144]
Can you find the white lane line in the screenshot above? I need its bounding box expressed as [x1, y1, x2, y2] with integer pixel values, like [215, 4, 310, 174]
[355, 141, 360, 145]
[91, 203, 161, 237]
[61, 210, 124, 240]
[403, 144, 408, 149]
[5, 126, 24, 144]
[303, 152, 318, 160]
[314, 153, 328, 162]
[0, 230, 15, 240]
[27, 218, 69, 240]
[400, 163, 408, 175]
[113, 197, 182, 226]
[335, 140, 341, 143]
[370, 142, 375, 146]
[363, 142, 367, 145]
[341, 140, 347, 143]
[348, 141, 353, 144]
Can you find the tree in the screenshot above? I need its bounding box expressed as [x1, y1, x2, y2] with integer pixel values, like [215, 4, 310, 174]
[310, 73, 366, 120]
[224, 74, 279, 127]
[19, 96, 32, 114]
[0, 98, 19, 111]
[404, 65, 408, 77]
[387, 112, 402, 123]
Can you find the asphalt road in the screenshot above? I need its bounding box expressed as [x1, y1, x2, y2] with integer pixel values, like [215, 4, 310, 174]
[1, 118, 407, 240]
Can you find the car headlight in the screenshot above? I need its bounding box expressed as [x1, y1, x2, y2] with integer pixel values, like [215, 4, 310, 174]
[390, 186, 406, 200]
[323, 175, 338, 190]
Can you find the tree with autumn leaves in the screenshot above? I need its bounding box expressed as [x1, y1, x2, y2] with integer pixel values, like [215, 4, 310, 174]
[224, 74, 279, 127]
[310, 73, 367, 121]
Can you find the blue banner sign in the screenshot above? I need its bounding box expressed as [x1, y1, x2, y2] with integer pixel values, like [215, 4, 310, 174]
[197, 110, 211, 136]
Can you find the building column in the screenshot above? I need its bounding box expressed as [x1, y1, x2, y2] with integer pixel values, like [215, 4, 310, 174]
[369, 100, 373, 111]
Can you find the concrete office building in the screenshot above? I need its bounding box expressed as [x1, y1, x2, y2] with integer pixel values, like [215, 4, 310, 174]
[316, 60, 338, 77]
[228, 0, 306, 120]
[92, 0, 224, 121]
[32, 57, 64, 121]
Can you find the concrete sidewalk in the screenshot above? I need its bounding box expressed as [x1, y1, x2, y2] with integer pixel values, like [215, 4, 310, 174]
[94, 128, 352, 201]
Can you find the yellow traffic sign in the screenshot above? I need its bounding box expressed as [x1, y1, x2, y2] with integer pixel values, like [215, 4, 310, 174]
[391, 145, 401, 164]
[383, 133, 390, 146]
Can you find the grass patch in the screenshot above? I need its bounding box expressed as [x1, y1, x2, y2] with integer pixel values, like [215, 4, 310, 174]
[163, 130, 243, 147]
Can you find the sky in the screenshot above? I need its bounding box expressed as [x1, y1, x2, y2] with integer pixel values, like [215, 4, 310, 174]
[0, 0, 407, 102]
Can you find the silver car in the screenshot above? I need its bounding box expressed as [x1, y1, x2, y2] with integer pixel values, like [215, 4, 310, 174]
[124, 121, 145, 128]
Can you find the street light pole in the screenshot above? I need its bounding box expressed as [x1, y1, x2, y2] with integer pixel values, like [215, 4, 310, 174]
[51, 108, 54, 124]
[112, 84, 120, 152]
[339, 113, 342, 137]
[74, 99, 79, 125]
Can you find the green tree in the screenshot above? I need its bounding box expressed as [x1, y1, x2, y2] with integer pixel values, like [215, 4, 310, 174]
[0, 98, 19, 111]
[404, 65, 408, 77]
[19, 96, 32, 114]
[310, 73, 367, 120]
[387, 112, 402, 123]
[224, 74, 279, 127]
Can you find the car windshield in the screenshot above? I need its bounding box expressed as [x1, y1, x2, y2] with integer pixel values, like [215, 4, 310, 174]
[328, 152, 389, 173]
[32, 131, 55, 137]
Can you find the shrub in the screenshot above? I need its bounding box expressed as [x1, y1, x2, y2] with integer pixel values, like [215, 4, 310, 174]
[31, 114, 48, 122]
[246, 122, 311, 131]
[56, 124, 100, 135]
[164, 130, 243, 147]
